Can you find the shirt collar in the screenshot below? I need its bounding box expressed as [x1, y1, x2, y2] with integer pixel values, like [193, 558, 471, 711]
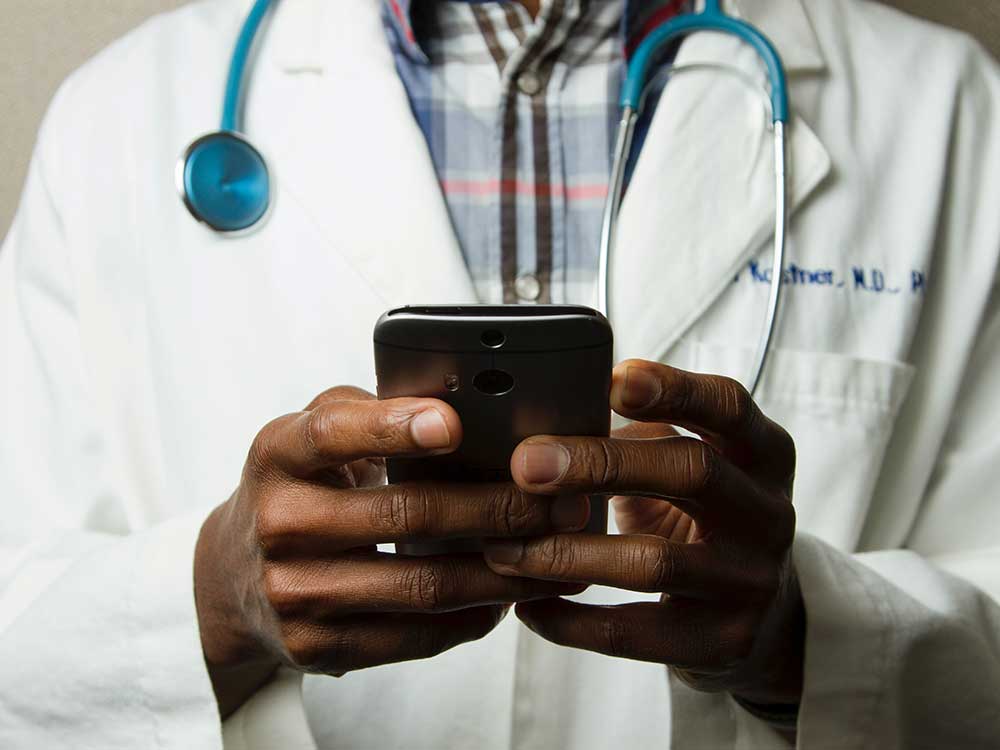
[275, 0, 826, 76]
[382, 0, 691, 65]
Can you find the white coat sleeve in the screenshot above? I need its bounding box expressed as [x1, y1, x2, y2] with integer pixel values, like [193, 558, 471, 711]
[790, 45, 1000, 749]
[0, 94, 223, 748]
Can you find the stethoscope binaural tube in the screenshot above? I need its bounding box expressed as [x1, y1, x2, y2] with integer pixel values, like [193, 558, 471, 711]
[598, 0, 790, 398]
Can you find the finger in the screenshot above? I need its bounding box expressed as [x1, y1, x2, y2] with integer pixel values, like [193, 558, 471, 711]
[266, 553, 586, 619]
[609, 425, 689, 538]
[612, 496, 698, 541]
[281, 604, 508, 674]
[482, 533, 762, 598]
[510, 434, 774, 527]
[251, 397, 463, 478]
[514, 598, 751, 670]
[257, 483, 591, 555]
[610, 360, 795, 479]
[307, 389, 391, 485]
[305, 385, 376, 410]
[342, 456, 387, 489]
[612, 421, 677, 440]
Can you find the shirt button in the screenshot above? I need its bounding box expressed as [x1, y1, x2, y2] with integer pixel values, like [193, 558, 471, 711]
[516, 70, 543, 97]
[515, 273, 542, 301]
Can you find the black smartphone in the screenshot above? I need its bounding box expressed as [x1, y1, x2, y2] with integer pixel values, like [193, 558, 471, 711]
[374, 304, 613, 556]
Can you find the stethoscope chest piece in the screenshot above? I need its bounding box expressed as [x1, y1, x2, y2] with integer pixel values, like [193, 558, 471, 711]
[177, 130, 270, 233]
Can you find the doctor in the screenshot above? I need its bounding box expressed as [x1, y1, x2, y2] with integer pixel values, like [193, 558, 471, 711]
[1, 0, 999, 747]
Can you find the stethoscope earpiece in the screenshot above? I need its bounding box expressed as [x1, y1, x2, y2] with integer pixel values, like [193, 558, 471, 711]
[178, 131, 270, 233]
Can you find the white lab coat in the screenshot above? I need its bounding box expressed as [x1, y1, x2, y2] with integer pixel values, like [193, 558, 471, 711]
[1, 0, 999, 747]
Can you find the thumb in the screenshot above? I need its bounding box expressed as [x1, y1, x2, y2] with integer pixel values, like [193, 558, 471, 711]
[306, 385, 376, 410]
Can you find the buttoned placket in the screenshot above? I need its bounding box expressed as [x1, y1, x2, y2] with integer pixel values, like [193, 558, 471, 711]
[475, 0, 587, 305]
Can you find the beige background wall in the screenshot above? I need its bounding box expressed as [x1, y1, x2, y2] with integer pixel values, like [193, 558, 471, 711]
[2, 0, 999, 241]
[1, 1, 188, 241]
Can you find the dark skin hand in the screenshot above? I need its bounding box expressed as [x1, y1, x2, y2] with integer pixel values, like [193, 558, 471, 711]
[194, 387, 589, 718]
[484, 360, 805, 708]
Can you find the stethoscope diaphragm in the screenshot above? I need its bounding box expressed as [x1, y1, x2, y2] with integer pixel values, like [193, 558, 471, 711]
[177, 130, 270, 233]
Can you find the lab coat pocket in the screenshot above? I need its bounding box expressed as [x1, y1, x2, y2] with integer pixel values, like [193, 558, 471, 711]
[676, 341, 916, 551]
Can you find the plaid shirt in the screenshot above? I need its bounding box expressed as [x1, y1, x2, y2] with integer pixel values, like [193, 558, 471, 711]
[382, 0, 691, 305]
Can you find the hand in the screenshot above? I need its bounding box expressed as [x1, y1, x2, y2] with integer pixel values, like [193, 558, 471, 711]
[482, 361, 804, 706]
[194, 387, 587, 717]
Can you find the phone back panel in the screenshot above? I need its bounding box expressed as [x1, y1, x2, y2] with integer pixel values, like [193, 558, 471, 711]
[374, 306, 613, 554]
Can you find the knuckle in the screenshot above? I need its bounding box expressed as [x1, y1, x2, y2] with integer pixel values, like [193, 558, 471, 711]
[492, 485, 539, 536]
[364, 405, 414, 453]
[281, 623, 318, 669]
[582, 440, 621, 489]
[247, 418, 286, 478]
[400, 486, 431, 536]
[539, 536, 577, 579]
[388, 487, 414, 536]
[655, 369, 693, 415]
[304, 405, 340, 460]
[401, 563, 447, 611]
[718, 377, 755, 431]
[639, 540, 676, 591]
[365, 413, 400, 451]
[262, 564, 305, 616]
[307, 385, 373, 410]
[675, 437, 716, 498]
[256, 501, 293, 560]
[283, 622, 355, 674]
[374, 486, 430, 538]
[316, 629, 359, 673]
[602, 616, 635, 659]
[489, 485, 516, 537]
[599, 441, 622, 488]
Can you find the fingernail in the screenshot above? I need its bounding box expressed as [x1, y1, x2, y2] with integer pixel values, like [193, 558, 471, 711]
[410, 409, 451, 449]
[521, 444, 570, 485]
[550, 495, 589, 532]
[620, 366, 661, 410]
[484, 540, 524, 566]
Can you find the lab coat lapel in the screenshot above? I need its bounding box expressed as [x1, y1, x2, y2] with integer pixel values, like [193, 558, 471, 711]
[255, 0, 477, 308]
[612, 2, 832, 362]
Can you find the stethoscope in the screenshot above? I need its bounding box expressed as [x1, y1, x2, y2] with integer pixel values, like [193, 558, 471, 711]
[178, 0, 789, 396]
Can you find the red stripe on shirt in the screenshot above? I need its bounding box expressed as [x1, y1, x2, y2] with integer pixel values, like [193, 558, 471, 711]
[441, 179, 609, 200]
[388, 0, 416, 44]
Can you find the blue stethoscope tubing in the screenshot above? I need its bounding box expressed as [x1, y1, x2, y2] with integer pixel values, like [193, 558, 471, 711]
[179, 0, 789, 394]
[599, 0, 790, 396]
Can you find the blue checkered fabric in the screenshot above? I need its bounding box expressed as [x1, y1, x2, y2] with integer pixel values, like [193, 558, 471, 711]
[382, 0, 691, 304]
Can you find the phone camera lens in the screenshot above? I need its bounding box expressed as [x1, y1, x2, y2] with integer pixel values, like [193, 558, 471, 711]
[481, 329, 505, 349]
[473, 369, 514, 396]
[444, 374, 460, 391]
